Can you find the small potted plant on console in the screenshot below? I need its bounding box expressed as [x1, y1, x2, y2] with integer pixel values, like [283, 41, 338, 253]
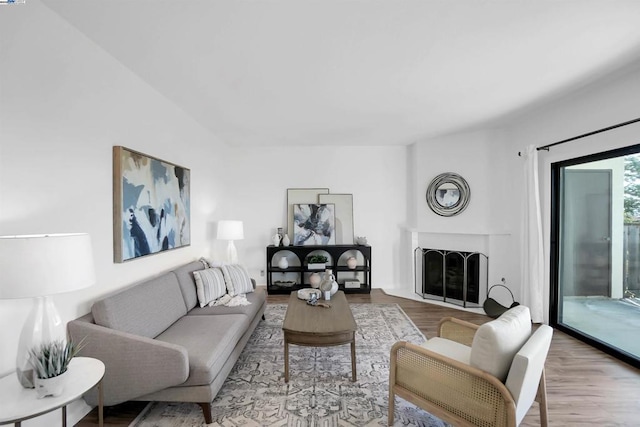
[307, 254, 328, 270]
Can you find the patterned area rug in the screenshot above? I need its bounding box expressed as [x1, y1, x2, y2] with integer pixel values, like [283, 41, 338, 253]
[130, 303, 447, 426]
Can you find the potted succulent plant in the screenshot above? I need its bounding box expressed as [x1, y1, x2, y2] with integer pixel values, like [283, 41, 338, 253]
[28, 339, 84, 398]
[307, 254, 328, 270]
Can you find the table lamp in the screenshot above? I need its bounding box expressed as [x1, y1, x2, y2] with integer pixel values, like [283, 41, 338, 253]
[0, 233, 96, 388]
[216, 220, 244, 264]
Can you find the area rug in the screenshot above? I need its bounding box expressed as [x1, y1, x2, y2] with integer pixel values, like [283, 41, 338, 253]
[129, 303, 447, 427]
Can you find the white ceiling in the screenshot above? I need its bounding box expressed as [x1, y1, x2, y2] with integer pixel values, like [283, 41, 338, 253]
[44, 0, 640, 147]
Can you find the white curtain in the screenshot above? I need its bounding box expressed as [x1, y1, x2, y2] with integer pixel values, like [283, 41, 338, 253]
[521, 145, 545, 323]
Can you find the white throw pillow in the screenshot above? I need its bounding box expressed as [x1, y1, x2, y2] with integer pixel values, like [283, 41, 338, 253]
[193, 268, 227, 307]
[470, 305, 532, 382]
[220, 264, 254, 296]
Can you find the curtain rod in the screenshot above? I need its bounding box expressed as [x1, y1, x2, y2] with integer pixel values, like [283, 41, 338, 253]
[518, 116, 640, 156]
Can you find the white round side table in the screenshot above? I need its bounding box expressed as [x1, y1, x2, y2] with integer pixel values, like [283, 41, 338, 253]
[0, 357, 105, 427]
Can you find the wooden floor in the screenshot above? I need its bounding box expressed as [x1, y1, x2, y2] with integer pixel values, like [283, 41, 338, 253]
[77, 289, 640, 426]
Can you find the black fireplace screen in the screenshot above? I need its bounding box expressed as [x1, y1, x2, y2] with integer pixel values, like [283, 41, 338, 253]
[415, 248, 488, 307]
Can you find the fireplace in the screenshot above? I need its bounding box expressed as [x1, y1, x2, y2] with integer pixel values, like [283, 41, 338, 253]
[414, 247, 488, 308]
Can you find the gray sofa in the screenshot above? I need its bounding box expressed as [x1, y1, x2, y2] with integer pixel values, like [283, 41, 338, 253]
[67, 260, 266, 424]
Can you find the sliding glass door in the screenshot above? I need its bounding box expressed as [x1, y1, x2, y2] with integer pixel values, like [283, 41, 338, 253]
[552, 145, 640, 367]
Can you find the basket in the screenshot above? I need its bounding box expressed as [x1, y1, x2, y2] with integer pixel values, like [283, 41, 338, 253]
[483, 283, 520, 318]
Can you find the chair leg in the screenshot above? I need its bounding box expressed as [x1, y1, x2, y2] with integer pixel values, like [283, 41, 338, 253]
[536, 369, 549, 427]
[198, 402, 213, 424]
[388, 389, 395, 426]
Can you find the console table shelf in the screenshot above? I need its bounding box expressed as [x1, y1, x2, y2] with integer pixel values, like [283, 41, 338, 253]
[266, 244, 371, 294]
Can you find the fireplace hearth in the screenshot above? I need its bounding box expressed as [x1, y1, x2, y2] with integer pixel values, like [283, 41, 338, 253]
[414, 247, 488, 308]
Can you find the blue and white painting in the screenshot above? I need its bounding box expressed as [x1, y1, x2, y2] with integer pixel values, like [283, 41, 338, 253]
[114, 147, 190, 262]
[293, 204, 335, 245]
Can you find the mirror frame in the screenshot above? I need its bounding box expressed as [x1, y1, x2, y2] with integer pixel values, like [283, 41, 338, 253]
[426, 172, 470, 216]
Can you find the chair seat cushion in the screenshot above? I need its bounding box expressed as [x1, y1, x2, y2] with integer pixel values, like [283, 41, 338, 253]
[421, 337, 471, 364]
[470, 305, 532, 381]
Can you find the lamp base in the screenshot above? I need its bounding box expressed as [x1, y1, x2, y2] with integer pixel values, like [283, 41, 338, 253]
[227, 240, 238, 265]
[16, 296, 65, 388]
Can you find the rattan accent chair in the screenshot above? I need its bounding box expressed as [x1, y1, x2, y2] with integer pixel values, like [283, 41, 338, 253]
[388, 305, 552, 427]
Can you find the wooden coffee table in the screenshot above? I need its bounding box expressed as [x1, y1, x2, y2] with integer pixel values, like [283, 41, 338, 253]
[282, 290, 357, 382]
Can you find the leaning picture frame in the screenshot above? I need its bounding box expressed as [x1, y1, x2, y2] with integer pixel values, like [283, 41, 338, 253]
[293, 203, 336, 246]
[318, 193, 354, 244]
[286, 188, 329, 242]
[113, 146, 191, 262]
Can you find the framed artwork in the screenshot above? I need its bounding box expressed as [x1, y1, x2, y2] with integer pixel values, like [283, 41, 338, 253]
[113, 146, 191, 262]
[293, 204, 335, 245]
[286, 188, 329, 241]
[319, 193, 354, 244]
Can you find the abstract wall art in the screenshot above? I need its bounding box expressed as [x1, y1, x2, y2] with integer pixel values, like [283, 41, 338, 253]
[286, 188, 329, 242]
[293, 203, 335, 246]
[113, 146, 190, 262]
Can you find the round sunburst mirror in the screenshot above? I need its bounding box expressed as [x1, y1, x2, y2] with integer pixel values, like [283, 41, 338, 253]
[426, 172, 470, 217]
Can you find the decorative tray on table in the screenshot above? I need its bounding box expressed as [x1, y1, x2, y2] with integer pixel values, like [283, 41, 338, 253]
[297, 288, 322, 300]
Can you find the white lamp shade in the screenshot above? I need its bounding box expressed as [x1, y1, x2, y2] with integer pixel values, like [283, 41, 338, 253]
[0, 233, 96, 299]
[216, 220, 244, 241]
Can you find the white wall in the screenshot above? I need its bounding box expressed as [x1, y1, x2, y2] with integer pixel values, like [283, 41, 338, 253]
[406, 129, 518, 296]
[0, 3, 231, 425]
[222, 145, 408, 288]
[404, 61, 640, 310]
[3, 2, 640, 426]
[0, 4, 409, 425]
[504, 59, 640, 322]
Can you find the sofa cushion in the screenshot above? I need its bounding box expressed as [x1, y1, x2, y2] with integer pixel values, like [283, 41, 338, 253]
[155, 314, 251, 386]
[221, 264, 254, 296]
[172, 261, 205, 311]
[92, 272, 187, 338]
[193, 268, 227, 307]
[187, 287, 266, 317]
[470, 305, 531, 382]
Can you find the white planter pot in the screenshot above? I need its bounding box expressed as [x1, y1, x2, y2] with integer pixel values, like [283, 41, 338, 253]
[35, 371, 67, 398]
[308, 263, 326, 270]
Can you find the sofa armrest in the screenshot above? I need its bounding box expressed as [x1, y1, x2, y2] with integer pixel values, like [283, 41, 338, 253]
[389, 341, 516, 426]
[437, 317, 480, 346]
[68, 314, 189, 406]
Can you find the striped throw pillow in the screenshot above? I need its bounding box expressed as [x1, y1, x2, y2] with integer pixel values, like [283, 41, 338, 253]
[221, 264, 254, 296]
[193, 268, 227, 307]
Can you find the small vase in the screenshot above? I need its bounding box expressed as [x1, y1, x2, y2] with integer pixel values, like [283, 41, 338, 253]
[330, 279, 339, 296]
[309, 272, 321, 288]
[347, 256, 357, 269]
[272, 234, 281, 247]
[320, 269, 337, 297]
[278, 257, 289, 269]
[35, 372, 67, 398]
[282, 234, 291, 246]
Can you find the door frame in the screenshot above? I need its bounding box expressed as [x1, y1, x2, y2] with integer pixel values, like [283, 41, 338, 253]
[551, 143, 640, 369]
